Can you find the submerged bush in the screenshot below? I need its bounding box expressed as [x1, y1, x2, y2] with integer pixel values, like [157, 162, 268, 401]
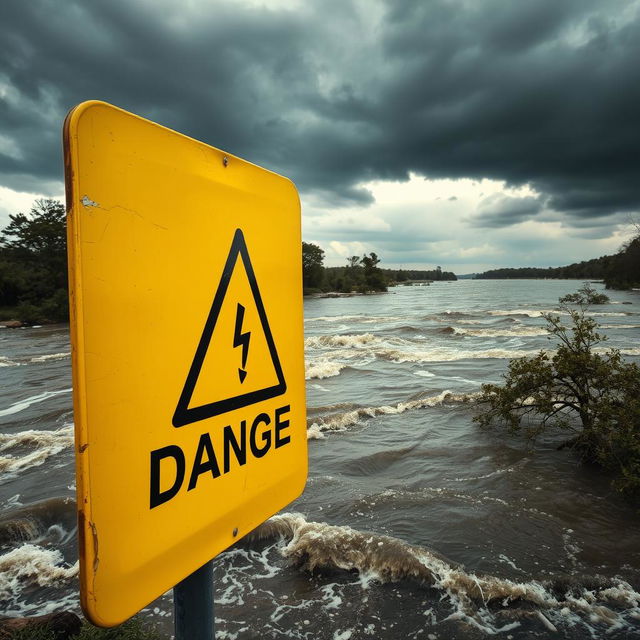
[559, 282, 609, 305]
[474, 294, 640, 499]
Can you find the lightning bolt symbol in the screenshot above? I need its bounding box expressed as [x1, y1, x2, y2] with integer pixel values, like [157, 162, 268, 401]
[233, 303, 251, 384]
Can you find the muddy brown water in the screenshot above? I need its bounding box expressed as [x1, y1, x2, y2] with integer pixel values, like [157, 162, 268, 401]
[1, 280, 639, 638]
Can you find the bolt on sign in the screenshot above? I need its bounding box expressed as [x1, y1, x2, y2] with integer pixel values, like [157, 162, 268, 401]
[64, 101, 307, 627]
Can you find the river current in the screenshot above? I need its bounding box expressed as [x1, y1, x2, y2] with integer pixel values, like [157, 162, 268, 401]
[1, 280, 639, 639]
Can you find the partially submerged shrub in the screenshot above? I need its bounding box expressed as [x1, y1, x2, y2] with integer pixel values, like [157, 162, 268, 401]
[559, 282, 609, 305]
[475, 293, 640, 499]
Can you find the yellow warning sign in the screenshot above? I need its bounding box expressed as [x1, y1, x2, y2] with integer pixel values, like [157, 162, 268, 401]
[64, 101, 307, 627]
[173, 228, 286, 426]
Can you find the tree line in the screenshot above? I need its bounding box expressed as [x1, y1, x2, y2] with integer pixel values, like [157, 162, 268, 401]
[474, 235, 640, 289]
[302, 242, 388, 294]
[0, 200, 413, 323]
[302, 242, 456, 294]
[1, 199, 635, 324]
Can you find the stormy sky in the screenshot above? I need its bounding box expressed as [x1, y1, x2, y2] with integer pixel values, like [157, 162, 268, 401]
[1, 0, 639, 273]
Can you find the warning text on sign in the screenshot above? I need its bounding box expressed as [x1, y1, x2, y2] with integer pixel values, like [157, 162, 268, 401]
[150, 404, 292, 508]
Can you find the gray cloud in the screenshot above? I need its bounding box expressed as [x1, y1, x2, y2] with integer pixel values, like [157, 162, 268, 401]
[1, 0, 640, 224]
[470, 194, 545, 228]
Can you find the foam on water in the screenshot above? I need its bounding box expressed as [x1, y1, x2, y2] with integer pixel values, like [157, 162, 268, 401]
[0, 426, 74, 477]
[448, 465, 520, 483]
[453, 326, 549, 338]
[489, 309, 566, 318]
[2, 282, 638, 637]
[489, 309, 634, 318]
[29, 352, 71, 363]
[0, 352, 71, 367]
[305, 359, 348, 380]
[601, 324, 640, 329]
[305, 334, 380, 349]
[249, 513, 640, 636]
[307, 391, 479, 439]
[371, 347, 538, 363]
[0, 544, 78, 616]
[0, 389, 72, 418]
[307, 341, 640, 371]
[305, 315, 403, 324]
[307, 335, 542, 362]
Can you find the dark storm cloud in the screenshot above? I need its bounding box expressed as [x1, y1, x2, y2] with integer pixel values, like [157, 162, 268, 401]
[470, 194, 545, 228]
[1, 0, 640, 221]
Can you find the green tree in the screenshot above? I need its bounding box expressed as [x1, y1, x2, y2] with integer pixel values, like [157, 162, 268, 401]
[0, 198, 68, 322]
[302, 242, 325, 291]
[474, 297, 640, 498]
[360, 252, 387, 291]
[1, 198, 67, 281]
[342, 255, 365, 292]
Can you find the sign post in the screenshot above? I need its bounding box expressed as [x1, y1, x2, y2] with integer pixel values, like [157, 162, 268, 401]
[64, 101, 307, 630]
[173, 561, 214, 640]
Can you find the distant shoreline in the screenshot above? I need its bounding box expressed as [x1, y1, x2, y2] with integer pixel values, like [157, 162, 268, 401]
[305, 290, 390, 299]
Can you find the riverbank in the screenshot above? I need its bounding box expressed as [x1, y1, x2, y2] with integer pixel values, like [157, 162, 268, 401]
[0, 319, 25, 328]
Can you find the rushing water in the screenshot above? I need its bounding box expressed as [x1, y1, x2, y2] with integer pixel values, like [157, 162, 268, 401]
[1, 280, 640, 639]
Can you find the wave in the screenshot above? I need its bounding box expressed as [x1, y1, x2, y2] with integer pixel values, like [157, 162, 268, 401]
[304, 348, 539, 378]
[307, 390, 479, 439]
[308, 342, 640, 371]
[601, 324, 640, 329]
[305, 334, 380, 349]
[617, 348, 640, 356]
[386, 325, 427, 335]
[250, 513, 640, 634]
[305, 331, 541, 363]
[369, 486, 511, 509]
[422, 312, 483, 323]
[0, 352, 71, 368]
[0, 389, 72, 418]
[305, 359, 348, 380]
[437, 326, 457, 335]
[305, 315, 402, 324]
[371, 347, 537, 363]
[28, 352, 71, 363]
[0, 498, 76, 546]
[452, 326, 549, 338]
[489, 309, 633, 318]
[489, 309, 562, 318]
[0, 426, 74, 452]
[0, 426, 74, 477]
[0, 544, 78, 601]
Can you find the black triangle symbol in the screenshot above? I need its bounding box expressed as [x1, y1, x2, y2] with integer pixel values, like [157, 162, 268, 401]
[172, 228, 286, 428]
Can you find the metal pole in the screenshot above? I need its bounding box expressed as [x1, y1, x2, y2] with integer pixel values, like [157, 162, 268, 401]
[174, 560, 214, 640]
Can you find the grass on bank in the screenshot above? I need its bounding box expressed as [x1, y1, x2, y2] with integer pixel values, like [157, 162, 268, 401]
[10, 618, 166, 640]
